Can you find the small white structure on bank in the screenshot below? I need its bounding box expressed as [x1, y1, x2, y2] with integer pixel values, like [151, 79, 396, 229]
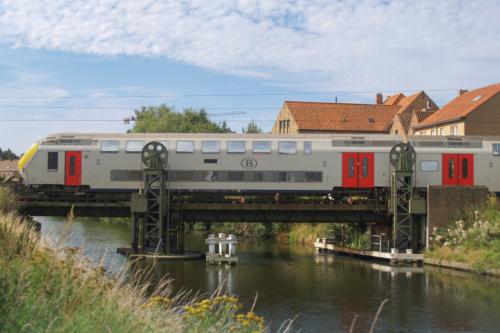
[206, 233, 238, 265]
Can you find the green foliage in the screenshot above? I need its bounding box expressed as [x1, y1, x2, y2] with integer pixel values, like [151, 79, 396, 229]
[427, 200, 500, 272]
[0, 187, 18, 214]
[196, 222, 285, 240]
[242, 120, 263, 134]
[0, 148, 18, 160]
[0, 212, 267, 333]
[131, 104, 232, 133]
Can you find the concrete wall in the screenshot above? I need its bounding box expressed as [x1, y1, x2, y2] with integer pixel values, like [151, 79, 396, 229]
[427, 186, 489, 239]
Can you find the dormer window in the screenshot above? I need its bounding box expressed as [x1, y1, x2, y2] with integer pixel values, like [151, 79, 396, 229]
[472, 95, 482, 102]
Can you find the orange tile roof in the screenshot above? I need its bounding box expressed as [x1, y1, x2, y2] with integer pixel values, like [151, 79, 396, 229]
[284, 101, 400, 132]
[395, 92, 424, 114]
[415, 83, 500, 129]
[384, 93, 405, 106]
[415, 110, 435, 123]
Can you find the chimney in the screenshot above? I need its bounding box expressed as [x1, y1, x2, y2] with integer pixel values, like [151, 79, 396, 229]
[376, 93, 383, 104]
[458, 89, 468, 96]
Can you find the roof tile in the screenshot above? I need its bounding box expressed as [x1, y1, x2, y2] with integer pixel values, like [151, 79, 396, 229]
[284, 101, 400, 132]
[416, 83, 500, 129]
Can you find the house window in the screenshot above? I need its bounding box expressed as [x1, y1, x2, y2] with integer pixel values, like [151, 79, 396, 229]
[450, 125, 458, 136]
[439, 128, 444, 136]
[395, 129, 399, 135]
[278, 141, 297, 154]
[430, 129, 435, 136]
[47, 152, 58, 171]
[286, 120, 290, 133]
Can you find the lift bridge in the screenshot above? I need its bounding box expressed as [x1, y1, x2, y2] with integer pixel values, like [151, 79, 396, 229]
[10, 142, 427, 255]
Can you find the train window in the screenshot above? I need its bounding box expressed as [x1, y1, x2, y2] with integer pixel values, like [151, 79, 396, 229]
[47, 152, 58, 171]
[126, 141, 144, 153]
[420, 160, 438, 172]
[304, 141, 312, 155]
[448, 158, 455, 178]
[278, 141, 297, 154]
[227, 141, 246, 153]
[278, 172, 287, 182]
[110, 170, 142, 181]
[493, 143, 500, 156]
[202, 141, 220, 153]
[101, 140, 120, 152]
[69, 156, 76, 176]
[253, 172, 264, 182]
[361, 156, 369, 177]
[348, 157, 355, 177]
[204, 158, 218, 164]
[253, 141, 272, 154]
[228, 171, 244, 181]
[159, 141, 169, 150]
[176, 141, 195, 153]
[462, 158, 468, 178]
[305, 172, 322, 182]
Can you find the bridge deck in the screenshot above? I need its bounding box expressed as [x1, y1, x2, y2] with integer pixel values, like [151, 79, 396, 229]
[11, 185, 389, 223]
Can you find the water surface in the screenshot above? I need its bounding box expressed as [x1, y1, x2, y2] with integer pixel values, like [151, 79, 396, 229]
[37, 217, 500, 332]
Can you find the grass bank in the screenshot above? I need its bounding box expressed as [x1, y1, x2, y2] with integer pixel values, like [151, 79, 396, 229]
[0, 191, 271, 332]
[426, 199, 500, 274]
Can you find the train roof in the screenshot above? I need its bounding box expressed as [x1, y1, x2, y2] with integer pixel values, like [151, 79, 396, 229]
[41, 132, 403, 142]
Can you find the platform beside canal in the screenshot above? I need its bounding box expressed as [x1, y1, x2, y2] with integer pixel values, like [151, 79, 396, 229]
[314, 238, 424, 264]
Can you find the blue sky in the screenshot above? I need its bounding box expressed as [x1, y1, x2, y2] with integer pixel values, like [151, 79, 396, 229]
[0, 0, 499, 153]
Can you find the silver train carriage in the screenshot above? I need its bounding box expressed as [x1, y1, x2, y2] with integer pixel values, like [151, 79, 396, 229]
[17, 133, 500, 194]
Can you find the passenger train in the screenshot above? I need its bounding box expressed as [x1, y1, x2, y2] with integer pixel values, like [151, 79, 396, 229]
[17, 133, 500, 194]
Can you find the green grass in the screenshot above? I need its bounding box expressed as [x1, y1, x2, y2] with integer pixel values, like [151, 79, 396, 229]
[426, 200, 500, 273]
[0, 192, 269, 332]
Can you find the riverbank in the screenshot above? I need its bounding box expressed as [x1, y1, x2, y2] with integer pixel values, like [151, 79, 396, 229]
[0, 197, 268, 332]
[426, 201, 500, 275]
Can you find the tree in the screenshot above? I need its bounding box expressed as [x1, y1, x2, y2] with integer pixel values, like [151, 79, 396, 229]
[131, 105, 232, 133]
[242, 120, 263, 134]
[0, 148, 19, 160]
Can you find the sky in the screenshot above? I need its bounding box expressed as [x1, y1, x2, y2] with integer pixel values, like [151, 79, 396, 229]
[0, 0, 499, 153]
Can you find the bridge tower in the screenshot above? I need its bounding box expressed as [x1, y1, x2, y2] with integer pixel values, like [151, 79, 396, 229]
[389, 142, 420, 251]
[130, 141, 184, 254]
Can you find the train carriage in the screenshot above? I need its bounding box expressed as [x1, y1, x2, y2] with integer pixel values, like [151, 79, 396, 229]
[17, 133, 500, 195]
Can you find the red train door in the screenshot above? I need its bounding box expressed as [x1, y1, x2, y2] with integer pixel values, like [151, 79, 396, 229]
[65, 151, 82, 186]
[342, 152, 358, 187]
[442, 154, 458, 185]
[358, 152, 374, 188]
[342, 152, 374, 188]
[442, 154, 474, 186]
[458, 154, 474, 186]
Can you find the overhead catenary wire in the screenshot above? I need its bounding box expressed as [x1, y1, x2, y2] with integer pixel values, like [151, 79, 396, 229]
[0, 88, 460, 100]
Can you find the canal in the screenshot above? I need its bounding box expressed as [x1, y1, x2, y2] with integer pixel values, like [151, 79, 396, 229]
[37, 216, 500, 332]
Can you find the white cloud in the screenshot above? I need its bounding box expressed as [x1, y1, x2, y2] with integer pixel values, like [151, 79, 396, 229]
[0, 0, 498, 91]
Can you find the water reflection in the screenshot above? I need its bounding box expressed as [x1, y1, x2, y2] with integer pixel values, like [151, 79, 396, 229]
[37, 217, 500, 332]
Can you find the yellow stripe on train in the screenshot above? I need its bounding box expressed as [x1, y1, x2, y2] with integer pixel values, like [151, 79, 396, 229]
[18, 143, 39, 171]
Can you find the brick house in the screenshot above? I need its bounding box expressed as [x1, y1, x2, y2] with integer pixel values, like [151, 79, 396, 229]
[414, 83, 500, 136]
[272, 92, 438, 139]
